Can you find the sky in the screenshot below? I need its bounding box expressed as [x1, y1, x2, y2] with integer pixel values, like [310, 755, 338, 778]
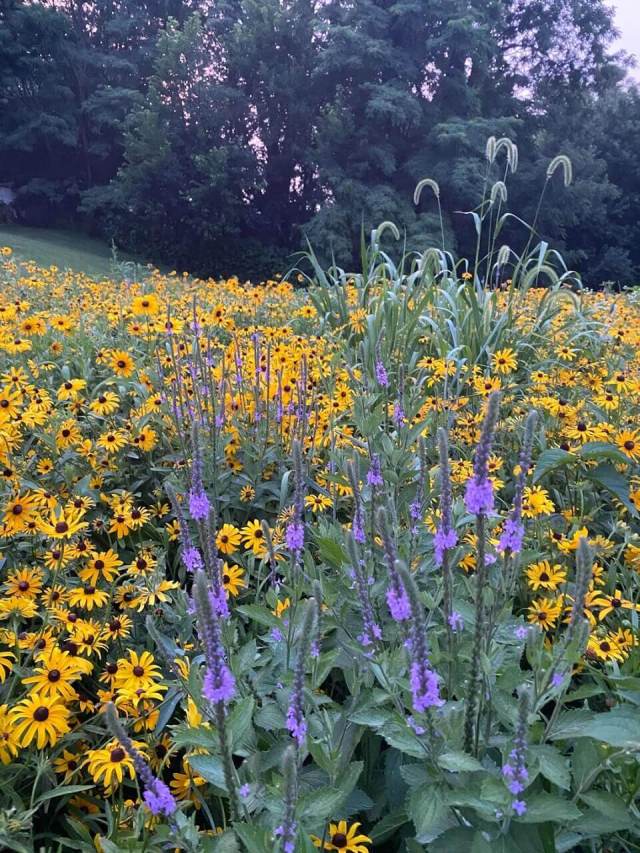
[611, 0, 640, 78]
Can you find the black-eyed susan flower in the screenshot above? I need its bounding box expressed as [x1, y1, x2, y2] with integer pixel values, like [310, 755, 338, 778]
[36, 505, 88, 540]
[527, 597, 562, 631]
[216, 523, 242, 555]
[311, 820, 371, 851]
[525, 561, 567, 592]
[9, 695, 70, 748]
[86, 739, 140, 792]
[222, 563, 245, 598]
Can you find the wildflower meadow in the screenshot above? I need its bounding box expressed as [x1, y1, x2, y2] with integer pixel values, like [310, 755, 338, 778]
[1, 150, 640, 852]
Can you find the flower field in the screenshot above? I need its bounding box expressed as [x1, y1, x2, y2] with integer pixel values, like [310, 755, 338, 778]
[1, 244, 640, 852]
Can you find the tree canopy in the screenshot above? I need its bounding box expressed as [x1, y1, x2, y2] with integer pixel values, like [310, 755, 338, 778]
[1, 0, 638, 281]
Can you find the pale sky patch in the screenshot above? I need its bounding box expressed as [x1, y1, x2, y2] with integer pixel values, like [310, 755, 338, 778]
[610, 0, 640, 79]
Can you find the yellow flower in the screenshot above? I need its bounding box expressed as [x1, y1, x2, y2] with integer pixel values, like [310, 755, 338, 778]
[22, 648, 92, 700]
[304, 493, 333, 512]
[491, 348, 517, 375]
[525, 561, 566, 592]
[86, 740, 140, 792]
[222, 563, 245, 597]
[36, 505, 88, 539]
[522, 486, 554, 518]
[110, 350, 135, 378]
[527, 597, 562, 631]
[216, 523, 242, 555]
[241, 519, 268, 557]
[114, 650, 162, 693]
[311, 820, 372, 852]
[56, 378, 87, 401]
[617, 429, 640, 462]
[272, 597, 291, 618]
[0, 704, 19, 764]
[131, 294, 160, 316]
[9, 695, 70, 748]
[89, 391, 120, 416]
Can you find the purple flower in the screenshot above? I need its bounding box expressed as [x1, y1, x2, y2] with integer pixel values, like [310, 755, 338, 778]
[393, 401, 405, 425]
[551, 672, 564, 688]
[286, 704, 307, 746]
[210, 585, 229, 619]
[182, 545, 203, 573]
[448, 611, 464, 632]
[464, 477, 494, 515]
[352, 515, 365, 543]
[239, 783, 250, 799]
[410, 661, 444, 712]
[498, 518, 525, 555]
[434, 527, 458, 566]
[285, 521, 305, 553]
[375, 360, 388, 387]
[367, 455, 383, 487]
[514, 625, 529, 640]
[143, 778, 177, 816]
[386, 585, 411, 621]
[407, 715, 426, 735]
[203, 663, 236, 704]
[512, 799, 527, 816]
[189, 489, 210, 521]
[271, 627, 284, 642]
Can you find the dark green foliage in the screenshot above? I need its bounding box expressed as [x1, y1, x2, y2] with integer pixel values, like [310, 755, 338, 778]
[2, 0, 640, 282]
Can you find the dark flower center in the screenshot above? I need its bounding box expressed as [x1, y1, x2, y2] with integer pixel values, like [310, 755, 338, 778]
[55, 521, 69, 534]
[33, 706, 49, 722]
[331, 834, 348, 848]
[48, 669, 61, 682]
[110, 747, 126, 763]
[133, 665, 145, 677]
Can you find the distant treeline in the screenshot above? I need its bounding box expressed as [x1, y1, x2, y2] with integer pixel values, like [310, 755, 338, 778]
[2, 0, 640, 282]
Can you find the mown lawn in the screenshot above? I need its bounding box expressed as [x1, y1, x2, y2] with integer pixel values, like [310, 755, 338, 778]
[0, 224, 153, 279]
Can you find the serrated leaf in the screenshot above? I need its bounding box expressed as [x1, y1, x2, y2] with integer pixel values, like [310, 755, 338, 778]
[437, 751, 484, 773]
[298, 762, 363, 820]
[368, 810, 408, 843]
[188, 755, 227, 791]
[579, 791, 633, 826]
[408, 784, 455, 843]
[233, 824, 272, 852]
[515, 793, 582, 823]
[549, 707, 640, 749]
[530, 745, 571, 791]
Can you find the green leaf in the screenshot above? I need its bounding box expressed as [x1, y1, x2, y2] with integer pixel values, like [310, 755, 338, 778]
[437, 751, 484, 773]
[227, 697, 255, 750]
[35, 784, 95, 805]
[233, 824, 272, 852]
[316, 536, 347, 567]
[298, 762, 363, 820]
[515, 793, 582, 824]
[533, 449, 575, 483]
[188, 755, 227, 791]
[368, 810, 408, 843]
[549, 707, 640, 749]
[236, 604, 281, 629]
[578, 442, 630, 465]
[530, 745, 571, 791]
[585, 462, 638, 515]
[579, 791, 633, 826]
[408, 784, 456, 843]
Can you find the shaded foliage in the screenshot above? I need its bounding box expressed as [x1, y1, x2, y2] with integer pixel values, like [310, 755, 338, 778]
[1, 0, 639, 281]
